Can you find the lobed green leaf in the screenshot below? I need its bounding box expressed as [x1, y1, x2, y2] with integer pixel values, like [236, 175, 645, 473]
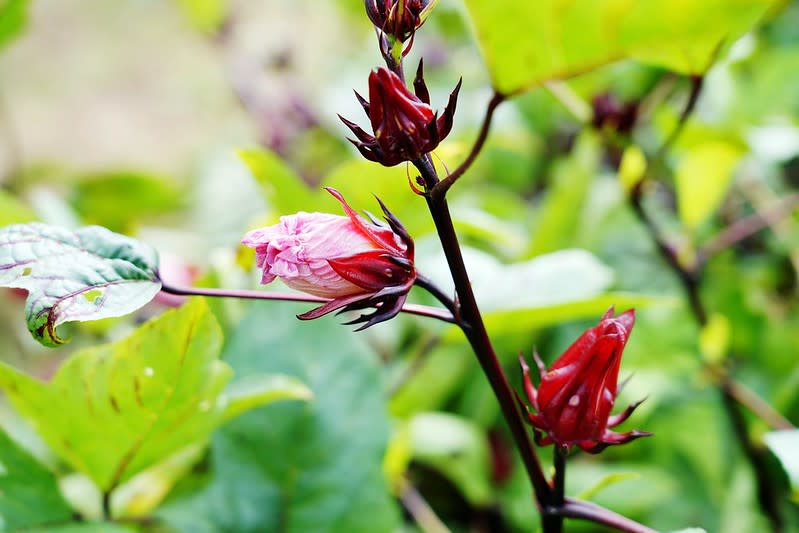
[0, 299, 310, 492]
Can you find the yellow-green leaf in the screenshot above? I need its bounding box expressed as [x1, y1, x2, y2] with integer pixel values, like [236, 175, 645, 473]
[675, 141, 744, 231]
[463, 0, 776, 95]
[0, 299, 309, 491]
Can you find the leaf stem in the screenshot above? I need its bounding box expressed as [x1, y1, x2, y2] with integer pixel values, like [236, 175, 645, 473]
[699, 193, 799, 260]
[431, 91, 506, 200]
[559, 498, 659, 533]
[159, 283, 456, 324]
[653, 74, 703, 163]
[414, 273, 458, 319]
[398, 477, 453, 533]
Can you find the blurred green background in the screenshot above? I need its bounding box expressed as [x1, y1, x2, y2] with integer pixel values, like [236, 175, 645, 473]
[1, 1, 798, 532]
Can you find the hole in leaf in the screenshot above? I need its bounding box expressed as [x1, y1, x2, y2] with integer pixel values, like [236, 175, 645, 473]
[21, 267, 32, 276]
[83, 289, 104, 304]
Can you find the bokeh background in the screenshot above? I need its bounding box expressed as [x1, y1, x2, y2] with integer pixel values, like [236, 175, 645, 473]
[1, 1, 798, 532]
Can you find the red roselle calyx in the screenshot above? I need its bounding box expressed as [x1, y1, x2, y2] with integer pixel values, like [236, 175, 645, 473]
[519, 307, 652, 454]
[242, 188, 415, 330]
[340, 61, 461, 168]
[365, 0, 431, 43]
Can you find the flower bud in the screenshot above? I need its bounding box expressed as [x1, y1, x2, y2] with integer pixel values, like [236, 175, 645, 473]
[365, 0, 430, 43]
[591, 93, 638, 134]
[340, 61, 461, 167]
[519, 307, 651, 453]
[242, 188, 415, 329]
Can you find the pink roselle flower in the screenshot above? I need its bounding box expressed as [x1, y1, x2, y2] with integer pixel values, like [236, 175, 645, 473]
[519, 307, 652, 454]
[242, 187, 415, 329]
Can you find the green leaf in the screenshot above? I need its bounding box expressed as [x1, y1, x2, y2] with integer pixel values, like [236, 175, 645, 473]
[764, 429, 799, 500]
[526, 132, 600, 257]
[618, 144, 647, 193]
[0, 223, 161, 346]
[0, 0, 28, 50]
[322, 159, 434, 238]
[21, 524, 135, 533]
[475, 292, 667, 341]
[408, 412, 493, 506]
[159, 306, 400, 533]
[0, 429, 74, 531]
[0, 299, 308, 492]
[174, 0, 228, 33]
[576, 472, 641, 501]
[675, 141, 744, 232]
[238, 148, 318, 216]
[70, 171, 185, 233]
[222, 374, 313, 423]
[463, 0, 776, 94]
[0, 190, 37, 227]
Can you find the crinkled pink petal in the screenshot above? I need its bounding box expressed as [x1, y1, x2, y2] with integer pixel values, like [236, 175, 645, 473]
[242, 211, 386, 298]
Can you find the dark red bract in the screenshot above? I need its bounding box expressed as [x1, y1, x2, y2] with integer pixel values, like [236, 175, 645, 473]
[519, 307, 651, 454]
[340, 63, 461, 167]
[365, 0, 429, 42]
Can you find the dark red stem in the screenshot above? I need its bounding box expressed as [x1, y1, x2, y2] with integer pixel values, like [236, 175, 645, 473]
[431, 91, 505, 200]
[413, 156, 554, 520]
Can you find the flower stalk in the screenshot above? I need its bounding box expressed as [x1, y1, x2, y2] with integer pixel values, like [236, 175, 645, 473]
[412, 156, 553, 510]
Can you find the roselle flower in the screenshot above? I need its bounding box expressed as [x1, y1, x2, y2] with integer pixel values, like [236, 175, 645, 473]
[519, 307, 651, 454]
[340, 62, 461, 167]
[242, 188, 415, 329]
[365, 0, 431, 43]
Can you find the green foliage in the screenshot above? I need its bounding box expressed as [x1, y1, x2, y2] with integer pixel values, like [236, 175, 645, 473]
[764, 430, 799, 502]
[463, 0, 776, 94]
[174, 0, 228, 34]
[0, 190, 37, 226]
[0, 223, 161, 346]
[1, 2, 798, 532]
[21, 525, 135, 533]
[0, 299, 310, 492]
[0, 429, 74, 531]
[70, 171, 185, 233]
[675, 140, 744, 232]
[0, 0, 27, 50]
[158, 305, 400, 533]
[407, 412, 493, 506]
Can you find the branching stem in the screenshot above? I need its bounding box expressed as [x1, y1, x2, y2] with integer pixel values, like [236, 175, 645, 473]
[431, 91, 505, 200]
[159, 283, 455, 324]
[413, 156, 553, 516]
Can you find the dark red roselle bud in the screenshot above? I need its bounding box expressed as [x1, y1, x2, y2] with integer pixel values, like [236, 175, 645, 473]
[591, 93, 638, 134]
[519, 307, 651, 454]
[365, 0, 431, 42]
[340, 62, 461, 167]
[242, 188, 415, 330]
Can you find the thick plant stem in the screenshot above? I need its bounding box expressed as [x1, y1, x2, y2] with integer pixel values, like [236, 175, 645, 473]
[542, 446, 568, 533]
[412, 157, 553, 514]
[102, 491, 112, 521]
